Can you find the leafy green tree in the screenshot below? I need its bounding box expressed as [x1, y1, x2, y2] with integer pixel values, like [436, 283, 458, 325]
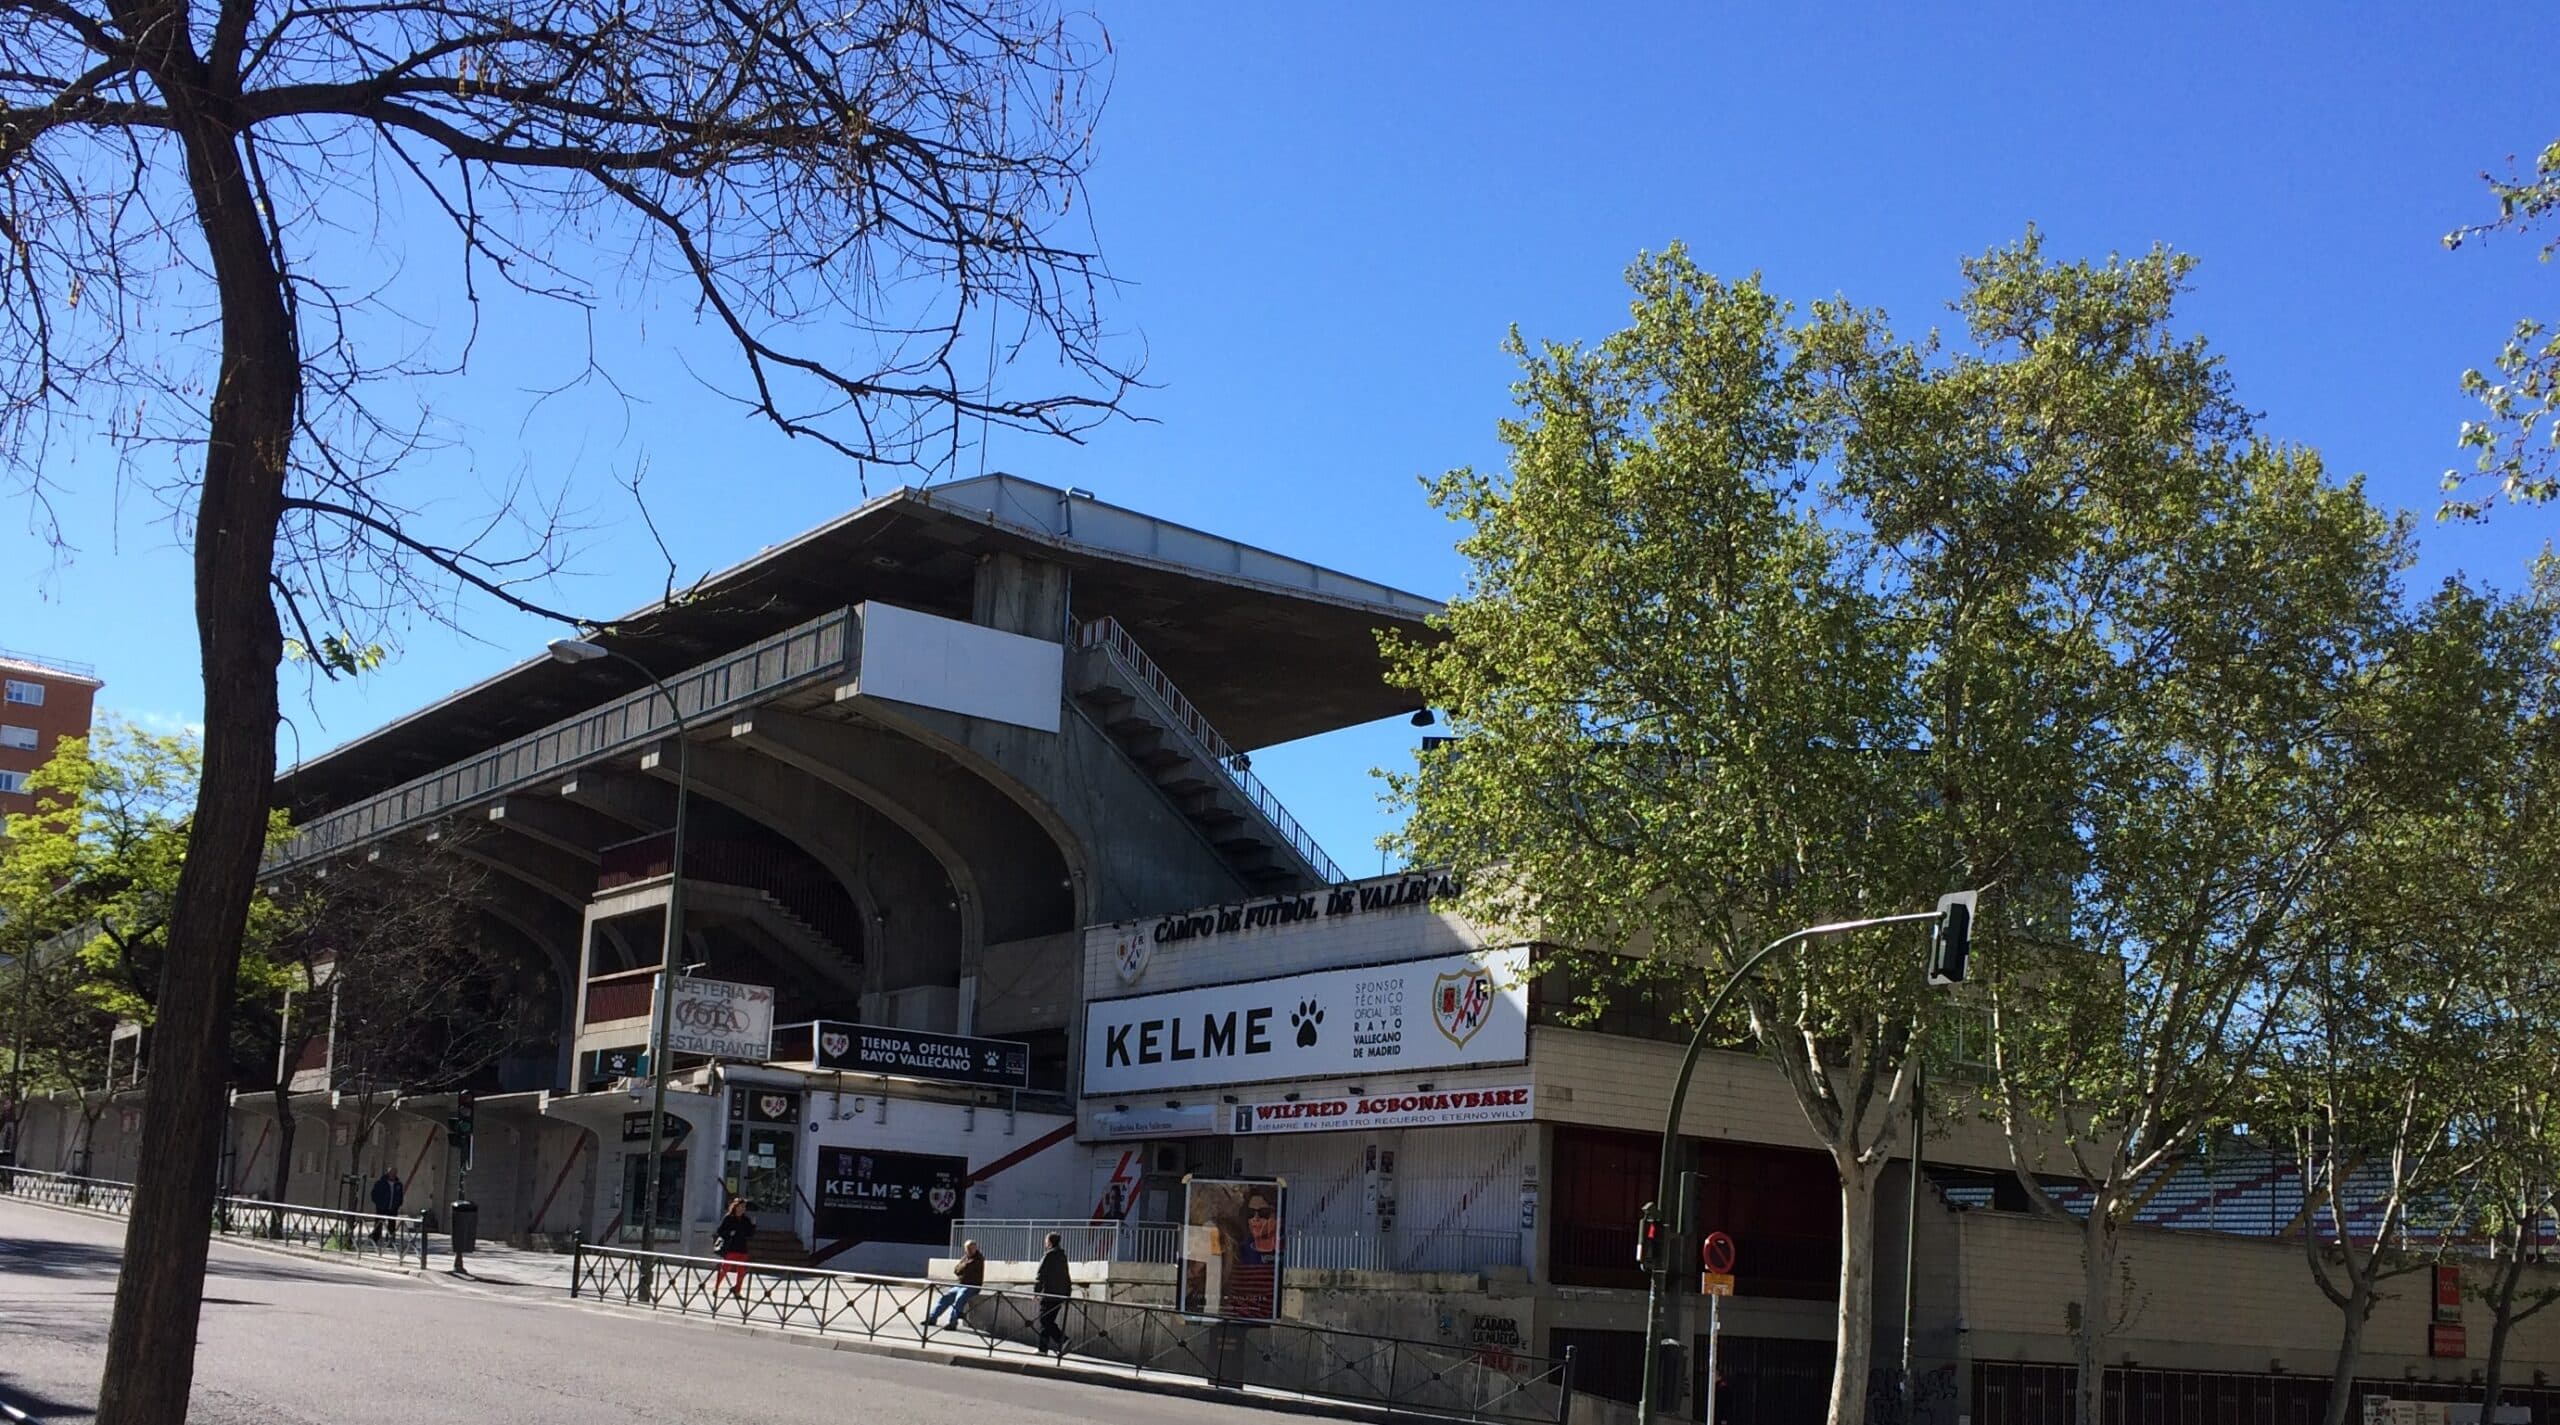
[2432, 581, 2560, 1422]
[1390, 233, 2407, 1425]
[2446, 139, 2560, 516]
[2259, 584, 2560, 1425]
[0, 728, 530, 1203]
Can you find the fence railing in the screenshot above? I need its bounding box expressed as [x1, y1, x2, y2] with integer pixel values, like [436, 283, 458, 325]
[1, 1167, 431, 1269]
[214, 1194, 431, 1269]
[1074, 617, 1345, 884]
[952, 1220, 1523, 1276]
[0, 1164, 136, 1215]
[572, 1242, 1574, 1424]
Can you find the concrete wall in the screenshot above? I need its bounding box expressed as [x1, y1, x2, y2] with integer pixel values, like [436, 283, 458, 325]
[976, 932, 1078, 1036]
[1529, 1027, 2021, 1173]
[1084, 870, 1478, 998]
[1943, 1206, 2560, 1384]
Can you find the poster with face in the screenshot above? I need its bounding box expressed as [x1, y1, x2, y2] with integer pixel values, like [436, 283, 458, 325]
[1179, 1177, 1284, 1321]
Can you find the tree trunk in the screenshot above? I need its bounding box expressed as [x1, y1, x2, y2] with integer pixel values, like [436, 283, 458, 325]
[2077, 1207, 2122, 1425]
[1828, 1155, 1883, 1425]
[2320, 1272, 2374, 1425]
[268, 1081, 295, 1206]
[2482, 1248, 2523, 1425]
[93, 35, 297, 1425]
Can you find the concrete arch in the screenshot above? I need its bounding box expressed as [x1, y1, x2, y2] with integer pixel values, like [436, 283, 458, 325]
[847, 693, 1247, 928]
[633, 734, 957, 1004]
[728, 709, 1075, 954]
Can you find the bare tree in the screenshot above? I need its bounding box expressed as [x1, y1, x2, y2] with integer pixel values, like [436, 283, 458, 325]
[2, 2, 1130, 1417]
[258, 835, 542, 1211]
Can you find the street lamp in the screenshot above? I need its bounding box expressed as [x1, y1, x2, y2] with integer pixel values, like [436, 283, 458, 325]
[548, 637, 692, 1276]
[1633, 897, 1975, 1425]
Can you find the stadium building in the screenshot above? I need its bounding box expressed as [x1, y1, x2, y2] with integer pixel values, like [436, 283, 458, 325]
[15, 474, 2560, 1425]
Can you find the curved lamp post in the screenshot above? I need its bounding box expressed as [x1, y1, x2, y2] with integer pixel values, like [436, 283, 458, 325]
[548, 637, 691, 1280]
[1634, 901, 1968, 1425]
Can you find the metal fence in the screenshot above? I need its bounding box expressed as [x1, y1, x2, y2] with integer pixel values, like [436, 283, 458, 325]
[952, 1220, 1522, 1275]
[572, 1242, 1575, 1424]
[0, 1164, 136, 1215]
[214, 1194, 431, 1269]
[1, 1167, 431, 1269]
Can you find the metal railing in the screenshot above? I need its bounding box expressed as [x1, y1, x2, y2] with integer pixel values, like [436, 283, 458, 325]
[950, 1219, 1130, 1263]
[572, 1242, 1574, 1424]
[271, 607, 859, 868]
[0, 1164, 135, 1214]
[1074, 616, 1345, 884]
[953, 1220, 1523, 1276]
[1, 1167, 432, 1269]
[214, 1194, 431, 1269]
[0, 646, 96, 678]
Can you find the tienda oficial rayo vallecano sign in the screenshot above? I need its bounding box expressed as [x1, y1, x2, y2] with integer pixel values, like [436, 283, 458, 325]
[1080, 947, 1529, 1095]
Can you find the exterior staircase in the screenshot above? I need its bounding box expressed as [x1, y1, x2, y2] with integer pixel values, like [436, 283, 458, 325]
[748, 1226, 812, 1267]
[1069, 617, 1343, 892]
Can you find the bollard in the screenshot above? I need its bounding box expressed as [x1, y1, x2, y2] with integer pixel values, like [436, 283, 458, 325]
[570, 1229, 584, 1298]
[415, 1210, 430, 1270]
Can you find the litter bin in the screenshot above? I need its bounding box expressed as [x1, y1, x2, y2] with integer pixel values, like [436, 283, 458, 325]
[450, 1199, 478, 1255]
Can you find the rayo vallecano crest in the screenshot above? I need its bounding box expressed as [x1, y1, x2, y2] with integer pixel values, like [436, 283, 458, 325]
[1113, 924, 1153, 984]
[1432, 963, 1498, 1048]
[821, 1030, 851, 1061]
[759, 1093, 793, 1123]
[929, 1183, 958, 1214]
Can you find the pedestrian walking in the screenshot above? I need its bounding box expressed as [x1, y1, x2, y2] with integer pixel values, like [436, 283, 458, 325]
[1034, 1231, 1073, 1356]
[923, 1239, 985, 1332]
[713, 1197, 756, 1300]
[368, 1169, 404, 1241]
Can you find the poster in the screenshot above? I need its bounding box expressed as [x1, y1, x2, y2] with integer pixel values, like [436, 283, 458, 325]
[812, 1146, 968, 1244]
[1180, 1177, 1285, 1320]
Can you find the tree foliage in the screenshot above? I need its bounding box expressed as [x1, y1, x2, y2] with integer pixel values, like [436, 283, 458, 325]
[2446, 138, 2560, 516]
[1388, 232, 2412, 1425]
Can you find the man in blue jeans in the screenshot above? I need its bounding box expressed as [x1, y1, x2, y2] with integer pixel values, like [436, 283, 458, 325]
[924, 1239, 986, 1331]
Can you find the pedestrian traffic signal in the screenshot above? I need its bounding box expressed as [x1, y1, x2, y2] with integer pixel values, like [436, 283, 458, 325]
[451, 1089, 476, 1139]
[1928, 891, 1977, 986]
[1636, 1212, 1667, 1273]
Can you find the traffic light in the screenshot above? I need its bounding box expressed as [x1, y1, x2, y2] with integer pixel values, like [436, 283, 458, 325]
[448, 1089, 476, 1140]
[1928, 891, 1977, 986]
[1636, 1212, 1667, 1273]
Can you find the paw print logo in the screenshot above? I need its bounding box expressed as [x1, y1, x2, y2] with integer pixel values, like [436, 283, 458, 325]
[1291, 1000, 1325, 1048]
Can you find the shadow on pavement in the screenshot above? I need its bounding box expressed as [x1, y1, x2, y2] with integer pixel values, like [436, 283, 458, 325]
[0, 1369, 96, 1422]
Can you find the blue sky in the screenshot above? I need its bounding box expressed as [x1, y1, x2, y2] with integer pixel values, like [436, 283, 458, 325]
[6, 4, 2556, 875]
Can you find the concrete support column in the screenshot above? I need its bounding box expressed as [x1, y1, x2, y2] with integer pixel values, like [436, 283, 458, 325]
[972, 551, 1071, 642]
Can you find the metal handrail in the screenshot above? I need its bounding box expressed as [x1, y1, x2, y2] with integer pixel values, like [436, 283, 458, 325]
[571, 1241, 1574, 1424]
[1073, 616, 1345, 884]
[270, 607, 860, 869]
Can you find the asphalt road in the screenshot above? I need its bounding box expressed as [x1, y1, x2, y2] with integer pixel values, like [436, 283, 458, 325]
[0, 1199, 1308, 1424]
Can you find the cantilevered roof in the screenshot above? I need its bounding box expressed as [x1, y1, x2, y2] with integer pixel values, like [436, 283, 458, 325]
[276, 474, 1444, 819]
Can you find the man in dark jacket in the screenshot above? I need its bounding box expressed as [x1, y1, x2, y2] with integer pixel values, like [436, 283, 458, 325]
[1034, 1231, 1073, 1356]
[368, 1170, 404, 1240]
